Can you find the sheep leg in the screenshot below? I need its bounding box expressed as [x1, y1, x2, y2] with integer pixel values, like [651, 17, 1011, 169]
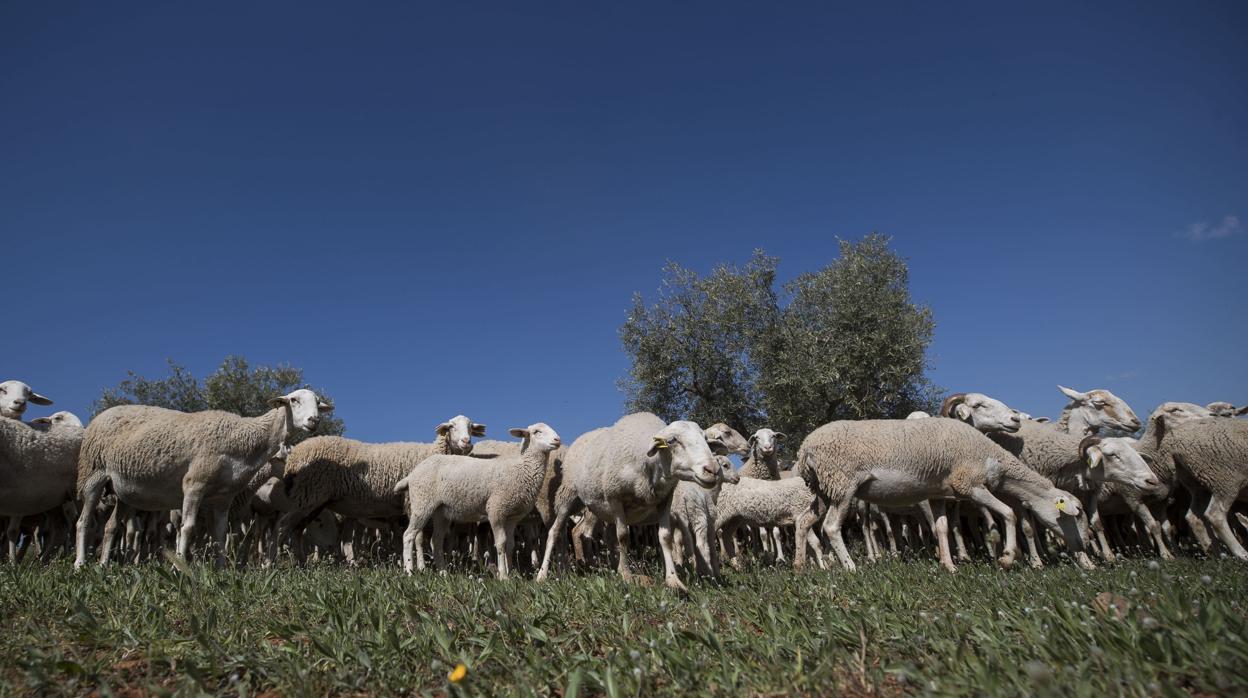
[1018, 511, 1044, 569]
[1186, 489, 1216, 553]
[1202, 494, 1248, 560]
[821, 496, 857, 572]
[99, 501, 132, 566]
[795, 507, 822, 570]
[928, 500, 957, 573]
[536, 506, 573, 582]
[654, 505, 686, 592]
[965, 488, 1017, 569]
[207, 507, 230, 568]
[1126, 496, 1172, 559]
[1086, 501, 1116, 564]
[5, 517, 22, 563]
[177, 484, 207, 562]
[492, 522, 512, 580]
[950, 502, 971, 562]
[431, 515, 448, 571]
[74, 472, 110, 568]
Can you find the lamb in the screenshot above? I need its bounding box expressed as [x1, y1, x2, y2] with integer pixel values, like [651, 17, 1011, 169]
[75, 388, 332, 567]
[397, 423, 561, 578]
[1055, 385, 1141, 437]
[275, 414, 484, 561]
[715, 470, 827, 570]
[797, 418, 1084, 573]
[1155, 415, 1248, 559]
[1, 409, 84, 561]
[0, 380, 54, 420]
[733, 428, 793, 561]
[1207, 402, 1248, 418]
[536, 413, 720, 591]
[665, 455, 741, 577]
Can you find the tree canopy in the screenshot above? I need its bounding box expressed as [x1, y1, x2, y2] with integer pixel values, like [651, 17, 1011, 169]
[95, 356, 346, 441]
[620, 234, 939, 447]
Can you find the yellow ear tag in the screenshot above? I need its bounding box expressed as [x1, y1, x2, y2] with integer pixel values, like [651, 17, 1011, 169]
[1055, 500, 1067, 513]
[653, 437, 669, 449]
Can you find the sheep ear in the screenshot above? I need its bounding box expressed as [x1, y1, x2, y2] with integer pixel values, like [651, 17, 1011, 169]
[508, 427, 529, 439]
[435, 421, 452, 436]
[471, 423, 487, 437]
[268, 396, 290, 408]
[31, 416, 50, 425]
[954, 403, 972, 422]
[774, 432, 787, 440]
[29, 392, 53, 406]
[939, 393, 967, 418]
[1058, 385, 1087, 402]
[317, 401, 334, 413]
[1085, 446, 1104, 472]
[1237, 406, 1248, 416]
[706, 438, 729, 456]
[747, 434, 759, 447]
[647, 435, 669, 457]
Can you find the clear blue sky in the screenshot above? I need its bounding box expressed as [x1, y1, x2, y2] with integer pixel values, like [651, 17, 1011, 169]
[4, 2, 1245, 444]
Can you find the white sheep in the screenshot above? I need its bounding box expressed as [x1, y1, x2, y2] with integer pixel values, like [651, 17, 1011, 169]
[275, 415, 484, 562]
[735, 428, 791, 562]
[0, 380, 54, 420]
[715, 473, 827, 570]
[397, 423, 561, 578]
[1055, 385, 1142, 437]
[669, 455, 740, 577]
[1, 410, 83, 561]
[1206, 402, 1248, 418]
[797, 418, 1084, 573]
[535, 413, 720, 591]
[75, 388, 332, 567]
[1153, 413, 1248, 559]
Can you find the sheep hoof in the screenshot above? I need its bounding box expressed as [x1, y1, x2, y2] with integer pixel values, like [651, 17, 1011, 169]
[996, 554, 1016, 570]
[1029, 557, 1045, 570]
[663, 575, 687, 593]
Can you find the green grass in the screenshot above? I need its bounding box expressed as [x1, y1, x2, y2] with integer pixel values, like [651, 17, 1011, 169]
[1, 557, 1245, 696]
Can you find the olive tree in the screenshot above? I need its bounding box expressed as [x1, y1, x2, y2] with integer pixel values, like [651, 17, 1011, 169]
[620, 234, 939, 446]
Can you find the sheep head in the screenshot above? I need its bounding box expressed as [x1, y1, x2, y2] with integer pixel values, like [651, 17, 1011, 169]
[940, 392, 1021, 433]
[436, 415, 486, 454]
[648, 420, 720, 489]
[0, 380, 53, 419]
[1057, 385, 1141, 437]
[268, 388, 333, 433]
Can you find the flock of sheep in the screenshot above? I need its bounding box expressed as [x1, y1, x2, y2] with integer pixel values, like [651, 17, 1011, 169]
[2, 378, 1246, 590]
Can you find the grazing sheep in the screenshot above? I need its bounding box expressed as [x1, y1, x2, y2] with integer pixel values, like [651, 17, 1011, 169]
[398, 423, 561, 578]
[1160, 417, 1248, 559]
[986, 419, 1161, 564]
[536, 413, 720, 591]
[1207, 402, 1248, 418]
[0, 380, 54, 420]
[276, 415, 484, 561]
[1055, 385, 1141, 437]
[797, 418, 1084, 573]
[75, 389, 332, 567]
[1, 410, 84, 561]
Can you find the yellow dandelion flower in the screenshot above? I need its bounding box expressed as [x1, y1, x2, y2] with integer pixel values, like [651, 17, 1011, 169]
[449, 663, 467, 683]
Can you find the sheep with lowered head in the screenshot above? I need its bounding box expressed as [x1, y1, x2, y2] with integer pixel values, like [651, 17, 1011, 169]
[1207, 402, 1248, 418]
[75, 388, 332, 567]
[536, 412, 721, 591]
[797, 418, 1084, 573]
